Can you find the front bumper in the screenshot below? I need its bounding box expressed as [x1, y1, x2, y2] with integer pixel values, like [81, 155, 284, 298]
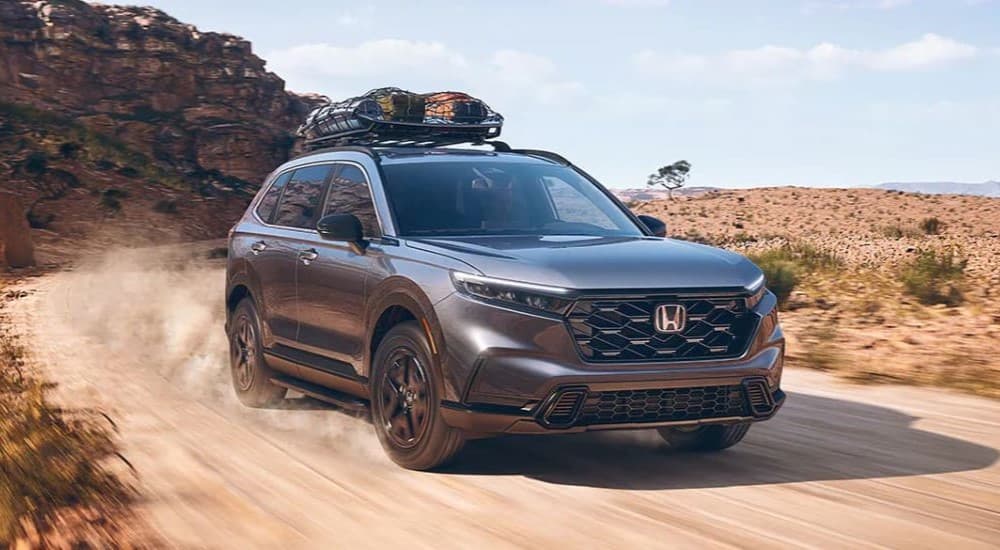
[434, 290, 786, 435]
[442, 385, 785, 435]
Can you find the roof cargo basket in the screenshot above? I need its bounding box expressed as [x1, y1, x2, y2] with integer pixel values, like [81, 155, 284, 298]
[297, 87, 503, 150]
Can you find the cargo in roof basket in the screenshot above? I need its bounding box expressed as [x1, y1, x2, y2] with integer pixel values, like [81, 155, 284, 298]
[297, 87, 504, 149]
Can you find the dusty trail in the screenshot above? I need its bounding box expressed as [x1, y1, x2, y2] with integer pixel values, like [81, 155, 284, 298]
[8, 249, 1000, 549]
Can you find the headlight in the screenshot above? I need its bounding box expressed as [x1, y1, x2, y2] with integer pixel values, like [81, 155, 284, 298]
[451, 272, 573, 315]
[746, 273, 767, 309]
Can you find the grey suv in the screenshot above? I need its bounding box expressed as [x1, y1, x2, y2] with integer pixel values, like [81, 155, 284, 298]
[225, 144, 785, 470]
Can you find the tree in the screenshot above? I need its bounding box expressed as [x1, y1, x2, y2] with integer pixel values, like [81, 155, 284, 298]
[647, 160, 692, 199]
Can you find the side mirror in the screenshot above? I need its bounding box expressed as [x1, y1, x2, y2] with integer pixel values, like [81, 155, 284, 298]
[317, 213, 368, 254]
[637, 214, 667, 238]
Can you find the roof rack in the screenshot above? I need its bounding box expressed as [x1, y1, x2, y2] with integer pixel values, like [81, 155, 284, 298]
[298, 88, 504, 151]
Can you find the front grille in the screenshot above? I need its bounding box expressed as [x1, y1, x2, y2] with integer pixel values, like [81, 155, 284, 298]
[578, 385, 748, 426]
[567, 295, 758, 363]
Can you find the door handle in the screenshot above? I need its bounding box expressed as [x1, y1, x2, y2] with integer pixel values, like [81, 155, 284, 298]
[299, 248, 319, 264]
[250, 241, 267, 255]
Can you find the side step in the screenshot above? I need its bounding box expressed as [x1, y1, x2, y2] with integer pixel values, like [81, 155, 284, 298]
[270, 376, 369, 412]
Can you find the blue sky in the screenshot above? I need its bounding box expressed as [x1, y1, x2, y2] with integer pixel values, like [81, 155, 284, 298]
[138, 0, 998, 188]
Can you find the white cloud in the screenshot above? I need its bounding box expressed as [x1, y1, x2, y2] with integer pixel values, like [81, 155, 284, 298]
[487, 50, 585, 104]
[633, 34, 979, 85]
[876, 0, 912, 9]
[267, 41, 583, 107]
[268, 40, 466, 80]
[600, 0, 670, 6]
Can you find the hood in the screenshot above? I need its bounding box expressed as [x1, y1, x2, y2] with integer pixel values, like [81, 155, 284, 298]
[408, 235, 762, 292]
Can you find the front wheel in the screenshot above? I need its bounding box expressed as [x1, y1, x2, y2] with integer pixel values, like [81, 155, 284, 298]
[657, 423, 751, 452]
[371, 321, 464, 470]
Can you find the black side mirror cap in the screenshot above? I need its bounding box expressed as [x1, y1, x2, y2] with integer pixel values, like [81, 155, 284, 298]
[637, 214, 667, 238]
[317, 213, 368, 253]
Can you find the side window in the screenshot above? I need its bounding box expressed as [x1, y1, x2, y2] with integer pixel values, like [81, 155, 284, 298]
[255, 171, 292, 223]
[273, 165, 333, 229]
[324, 164, 382, 237]
[543, 176, 617, 230]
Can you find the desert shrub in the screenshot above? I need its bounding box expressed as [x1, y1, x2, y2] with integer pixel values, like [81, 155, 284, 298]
[751, 242, 841, 272]
[900, 249, 966, 306]
[920, 217, 942, 235]
[26, 211, 55, 229]
[801, 326, 842, 371]
[881, 224, 920, 239]
[747, 243, 840, 306]
[152, 199, 178, 214]
[23, 152, 48, 175]
[116, 166, 140, 178]
[58, 141, 81, 159]
[759, 260, 799, 305]
[0, 328, 133, 545]
[99, 188, 128, 212]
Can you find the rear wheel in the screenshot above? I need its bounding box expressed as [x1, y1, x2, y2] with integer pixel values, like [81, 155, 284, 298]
[228, 298, 286, 407]
[657, 423, 751, 452]
[371, 321, 464, 470]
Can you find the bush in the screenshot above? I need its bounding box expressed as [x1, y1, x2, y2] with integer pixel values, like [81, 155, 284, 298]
[747, 243, 840, 306]
[751, 258, 799, 306]
[0, 329, 133, 544]
[99, 188, 129, 213]
[881, 224, 920, 239]
[152, 199, 178, 215]
[23, 152, 48, 175]
[58, 141, 81, 159]
[900, 249, 966, 306]
[26, 210, 55, 229]
[920, 217, 942, 235]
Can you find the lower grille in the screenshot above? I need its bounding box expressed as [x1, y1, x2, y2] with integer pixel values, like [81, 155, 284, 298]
[577, 385, 748, 426]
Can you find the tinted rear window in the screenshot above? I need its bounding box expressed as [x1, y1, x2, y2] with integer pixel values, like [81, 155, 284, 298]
[256, 171, 292, 223]
[273, 165, 333, 229]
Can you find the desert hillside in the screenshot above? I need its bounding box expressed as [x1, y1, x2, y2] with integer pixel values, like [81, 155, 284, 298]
[636, 187, 1000, 396]
[0, 0, 319, 257]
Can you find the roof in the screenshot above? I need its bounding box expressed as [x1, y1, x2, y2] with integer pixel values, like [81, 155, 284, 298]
[290, 144, 569, 166]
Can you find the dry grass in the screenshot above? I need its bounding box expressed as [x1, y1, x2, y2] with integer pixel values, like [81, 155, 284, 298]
[637, 188, 1000, 398]
[0, 282, 136, 547]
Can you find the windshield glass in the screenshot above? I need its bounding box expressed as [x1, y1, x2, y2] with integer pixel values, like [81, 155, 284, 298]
[381, 160, 644, 237]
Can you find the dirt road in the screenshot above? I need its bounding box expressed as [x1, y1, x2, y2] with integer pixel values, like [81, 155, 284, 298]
[8, 251, 1000, 549]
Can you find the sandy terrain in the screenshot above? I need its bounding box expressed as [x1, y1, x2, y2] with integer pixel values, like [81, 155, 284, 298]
[5, 249, 1000, 548]
[636, 188, 1000, 396]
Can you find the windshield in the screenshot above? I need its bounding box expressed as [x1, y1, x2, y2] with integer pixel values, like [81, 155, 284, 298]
[381, 160, 644, 238]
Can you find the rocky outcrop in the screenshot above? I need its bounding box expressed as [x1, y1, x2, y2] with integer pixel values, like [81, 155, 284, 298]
[0, 191, 35, 268]
[0, 0, 316, 184]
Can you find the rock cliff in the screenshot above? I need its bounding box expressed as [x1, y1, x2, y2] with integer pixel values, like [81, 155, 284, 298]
[1, 0, 313, 182]
[0, 0, 320, 252]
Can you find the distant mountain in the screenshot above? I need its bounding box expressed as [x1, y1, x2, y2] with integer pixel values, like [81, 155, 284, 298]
[877, 181, 1000, 197]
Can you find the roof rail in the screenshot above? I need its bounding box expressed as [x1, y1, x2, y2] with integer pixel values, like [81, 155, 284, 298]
[291, 145, 381, 162]
[510, 149, 571, 165]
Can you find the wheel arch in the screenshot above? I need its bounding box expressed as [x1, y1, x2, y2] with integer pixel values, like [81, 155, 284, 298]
[365, 277, 447, 383]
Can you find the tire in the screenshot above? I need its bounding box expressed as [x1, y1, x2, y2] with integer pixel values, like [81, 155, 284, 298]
[657, 422, 751, 452]
[371, 321, 465, 470]
[228, 298, 286, 407]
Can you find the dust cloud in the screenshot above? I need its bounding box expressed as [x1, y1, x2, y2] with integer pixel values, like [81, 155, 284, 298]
[31, 246, 386, 462]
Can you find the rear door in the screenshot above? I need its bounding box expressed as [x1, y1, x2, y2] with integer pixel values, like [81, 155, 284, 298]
[294, 163, 382, 371]
[242, 170, 300, 343]
[262, 164, 334, 344]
